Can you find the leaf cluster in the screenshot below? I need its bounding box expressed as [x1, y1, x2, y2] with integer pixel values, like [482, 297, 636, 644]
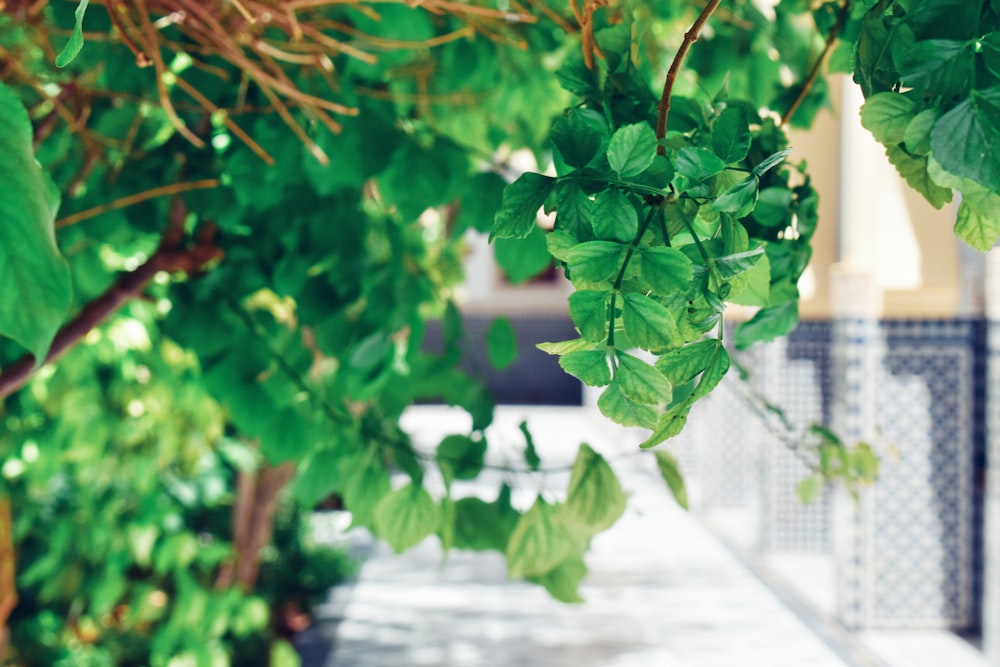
[855, 0, 1000, 249]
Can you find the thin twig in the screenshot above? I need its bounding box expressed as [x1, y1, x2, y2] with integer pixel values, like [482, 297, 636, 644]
[780, 0, 849, 127]
[656, 0, 724, 154]
[55, 179, 221, 229]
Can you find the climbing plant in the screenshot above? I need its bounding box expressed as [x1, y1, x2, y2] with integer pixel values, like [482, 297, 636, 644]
[0, 0, 996, 663]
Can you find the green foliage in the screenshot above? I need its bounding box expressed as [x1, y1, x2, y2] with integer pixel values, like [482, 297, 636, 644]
[497, 17, 819, 448]
[853, 0, 1000, 248]
[0, 0, 987, 649]
[0, 82, 70, 361]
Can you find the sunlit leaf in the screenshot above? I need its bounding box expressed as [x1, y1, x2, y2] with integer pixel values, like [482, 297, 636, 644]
[568, 290, 611, 342]
[654, 450, 688, 508]
[860, 92, 917, 144]
[639, 247, 693, 295]
[559, 349, 612, 387]
[622, 293, 683, 352]
[374, 483, 441, 553]
[597, 380, 657, 428]
[560, 443, 626, 533]
[615, 351, 671, 405]
[506, 498, 576, 578]
[566, 241, 627, 284]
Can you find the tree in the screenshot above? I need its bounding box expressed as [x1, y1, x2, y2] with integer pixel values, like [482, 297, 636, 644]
[0, 0, 995, 663]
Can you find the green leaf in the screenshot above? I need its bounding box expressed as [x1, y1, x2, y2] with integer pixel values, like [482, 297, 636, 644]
[904, 108, 939, 155]
[55, 0, 91, 67]
[713, 175, 759, 217]
[676, 147, 726, 182]
[486, 317, 518, 370]
[859, 92, 918, 144]
[560, 443, 626, 533]
[568, 290, 610, 342]
[437, 434, 488, 481]
[692, 345, 730, 399]
[655, 339, 720, 384]
[954, 188, 1000, 250]
[294, 448, 343, 508]
[566, 240, 627, 284]
[752, 148, 792, 177]
[734, 300, 799, 349]
[897, 39, 973, 97]
[491, 173, 556, 241]
[551, 111, 606, 169]
[884, 146, 953, 209]
[851, 442, 880, 483]
[797, 476, 825, 504]
[653, 451, 688, 509]
[728, 253, 771, 307]
[622, 293, 683, 352]
[639, 247, 693, 295]
[546, 229, 577, 262]
[259, 407, 314, 464]
[712, 107, 751, 163]
[0, 82, 71, 360]
[374, 483, 441, 553]
[592, 189, 639, 243]
[554, 181, 595, 239]
[640, 402, 692, 448]
[537, 338, 594, 355]
[341, 457, 391, 530]
[606, 122, 658, 178]
[495, 224, 552, 284]
[715, 247, 765, 279]
[615, 351, 672, 405]
[506, 498, 576, 579]
[454, 494, 518, 552]
[930, 88, 1000, 191]
[751, 187, 793, 228]
[597, 381, 658, 428]
[559, 350, 612, 387]
[529, 556, 587, 603]
[984, 32, 1000, 80]
[270, 640, 302, 667]
[519, 421, 541, 471]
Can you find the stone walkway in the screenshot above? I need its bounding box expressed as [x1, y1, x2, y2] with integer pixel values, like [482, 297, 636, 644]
[315, 407, 859, 667]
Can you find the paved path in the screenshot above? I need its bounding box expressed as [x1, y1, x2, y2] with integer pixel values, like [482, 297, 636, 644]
[319, 407, 855, 667]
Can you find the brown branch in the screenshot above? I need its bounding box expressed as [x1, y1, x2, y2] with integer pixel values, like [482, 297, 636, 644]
[216, 462, 296, 591]
[55, 179, 221, 229]
[655, 0, 724, 154]
[0, 221, 223, 400]
[0, 500, 16, 662]
[780, 0, 849, 127]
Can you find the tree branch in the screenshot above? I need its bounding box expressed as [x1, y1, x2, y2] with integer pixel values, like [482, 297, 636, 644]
[780, 1, 849, 127]
[656, 0, 724, 155]
[0, 220, 223, 400]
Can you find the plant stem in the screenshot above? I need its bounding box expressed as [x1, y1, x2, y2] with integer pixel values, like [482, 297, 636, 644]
[608, 208, 657, 349]
[780, 1, 850, 127]
[655, 0, 724, 154]
[55, 179, 221, 229]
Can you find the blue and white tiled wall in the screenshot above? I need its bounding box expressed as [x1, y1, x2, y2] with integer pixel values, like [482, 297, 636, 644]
[685, 318, 986, 632]
[835, 319, 984, 629]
